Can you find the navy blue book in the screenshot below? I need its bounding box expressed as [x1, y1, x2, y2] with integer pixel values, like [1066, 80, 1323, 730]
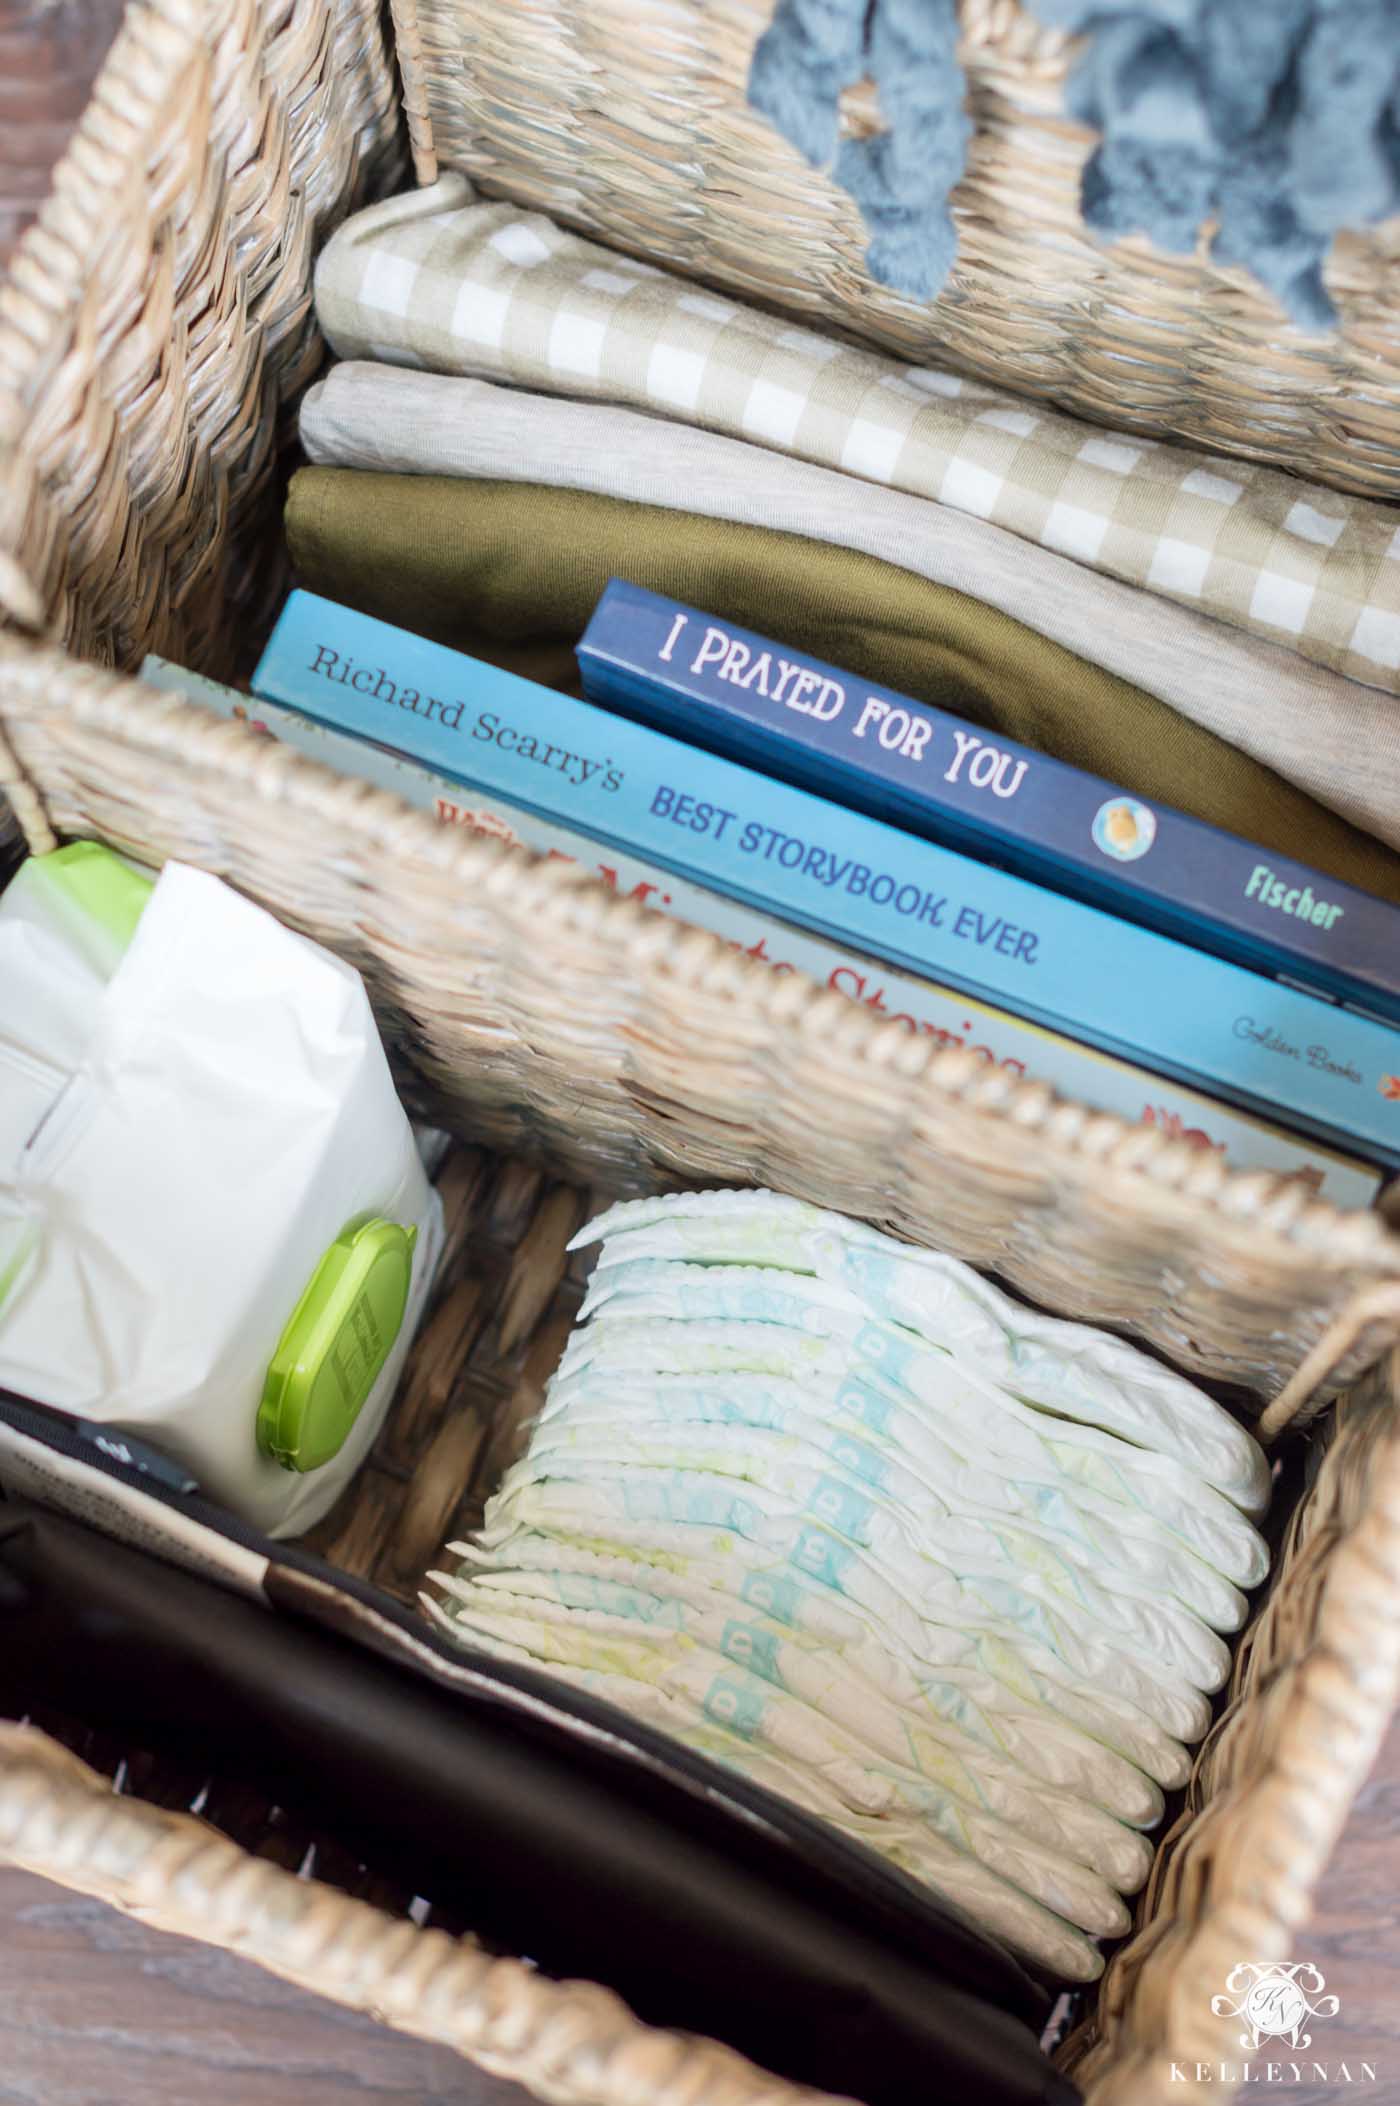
[577, 582, 1400, 1026]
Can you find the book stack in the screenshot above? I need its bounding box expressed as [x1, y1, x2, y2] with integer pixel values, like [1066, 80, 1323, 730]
[147, 582, 1400, 1210]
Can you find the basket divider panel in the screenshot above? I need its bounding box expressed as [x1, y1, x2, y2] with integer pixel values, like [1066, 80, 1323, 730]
[392, 0, 1400, 497]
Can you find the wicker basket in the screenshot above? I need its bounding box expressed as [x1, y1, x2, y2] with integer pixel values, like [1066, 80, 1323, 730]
[387, 0, 1400, 501]
[4, 6, 1400, 2105]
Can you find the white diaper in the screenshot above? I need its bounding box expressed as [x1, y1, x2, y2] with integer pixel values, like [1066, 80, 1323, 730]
[434, 1592, 1130, 1938]
[575, 1194, 1269, 1511]
[436, 1565, 1152, 1890]
[425, 1185, 1273, 1979]
[540, 1366, 1250, 1632]
[482, 1471, 1211, 1742]
[422, 1597, 1104, 1983]
[453, 1524, 1187, 1799]
[559, 1309, 1268, 1587]
[496, 1439, 1229, 1704]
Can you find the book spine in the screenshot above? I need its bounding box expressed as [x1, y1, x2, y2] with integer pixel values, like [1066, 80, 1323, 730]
[147, 656, 1383, 1212]
[577, 581, 1400, 1024]
[251, 593, 1400, 1162]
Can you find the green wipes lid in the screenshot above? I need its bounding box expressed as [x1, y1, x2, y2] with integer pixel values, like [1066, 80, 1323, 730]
[257, 1216, 418, 1473]
[27, 841, 154, 976]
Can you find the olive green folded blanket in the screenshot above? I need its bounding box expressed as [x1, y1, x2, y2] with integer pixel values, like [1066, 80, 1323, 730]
[285, 467, 1400, 904]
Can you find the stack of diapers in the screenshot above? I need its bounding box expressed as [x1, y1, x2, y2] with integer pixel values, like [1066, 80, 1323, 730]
[426, 1189, 1270, 1983]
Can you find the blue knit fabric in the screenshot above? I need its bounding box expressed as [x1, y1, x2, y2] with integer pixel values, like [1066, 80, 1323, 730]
[750, 0, 969, 301]
[746, 0, 1400, 331]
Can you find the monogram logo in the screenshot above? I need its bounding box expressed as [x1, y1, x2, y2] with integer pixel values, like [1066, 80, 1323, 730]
[1212, 1962, 1340, 2051]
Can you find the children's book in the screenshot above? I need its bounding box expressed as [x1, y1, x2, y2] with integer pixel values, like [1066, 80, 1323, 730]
[247, 593, 1400, 1165]
[577, 581, 1400, 1026]
[144, 651, 1386, 1213]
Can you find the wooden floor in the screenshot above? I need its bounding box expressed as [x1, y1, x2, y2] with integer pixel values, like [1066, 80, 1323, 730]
[4, 6, 1400, 2102]
[0, 0, 129, 265]
[2, 1717, 1398, 2106]
[0, 1862, 537, 2105]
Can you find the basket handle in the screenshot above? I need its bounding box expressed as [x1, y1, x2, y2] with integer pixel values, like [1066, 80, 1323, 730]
[0, 1721, 840, 2106]
[0, 548, 45, 632]
[0, 711, 57, 857]
[1256, 1279, 1400, 1444]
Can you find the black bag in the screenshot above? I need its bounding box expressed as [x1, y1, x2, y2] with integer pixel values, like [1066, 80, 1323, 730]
[0, 1388, 1078, 2106]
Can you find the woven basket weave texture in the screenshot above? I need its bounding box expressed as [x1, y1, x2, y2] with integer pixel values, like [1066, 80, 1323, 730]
[0, 0, 403, 661]
[387, 0, 1400, 500]
[3, 1135, 1400, 2106]
[3, 4, 1400, 2104]
[6, 630, 1400, 1409]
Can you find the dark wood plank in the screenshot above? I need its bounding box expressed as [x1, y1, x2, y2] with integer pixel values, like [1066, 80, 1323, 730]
[6, 1705, 1400, 2106]
[0, 1861, 535, 2106]
[0, 0, 128, 271]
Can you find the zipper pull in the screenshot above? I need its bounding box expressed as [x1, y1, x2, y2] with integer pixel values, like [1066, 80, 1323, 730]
[74, 1424, 200, 1495]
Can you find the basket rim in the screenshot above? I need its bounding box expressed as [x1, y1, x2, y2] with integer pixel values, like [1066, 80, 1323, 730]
[0, 1718, 855, 2106]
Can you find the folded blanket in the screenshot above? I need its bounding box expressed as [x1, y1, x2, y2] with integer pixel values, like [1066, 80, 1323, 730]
[313, 175, 1400, 699]
[301, 364, 1400, 855]
[285, 465, 1400, 902]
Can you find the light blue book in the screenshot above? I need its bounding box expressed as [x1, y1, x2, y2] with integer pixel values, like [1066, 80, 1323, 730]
[253, 592, 1400, 1164]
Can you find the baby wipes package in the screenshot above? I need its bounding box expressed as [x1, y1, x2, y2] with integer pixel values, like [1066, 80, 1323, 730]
[0, 844, 443, 1536]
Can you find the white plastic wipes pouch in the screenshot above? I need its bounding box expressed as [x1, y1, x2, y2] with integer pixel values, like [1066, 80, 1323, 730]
[0, 848, 443, 1536]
